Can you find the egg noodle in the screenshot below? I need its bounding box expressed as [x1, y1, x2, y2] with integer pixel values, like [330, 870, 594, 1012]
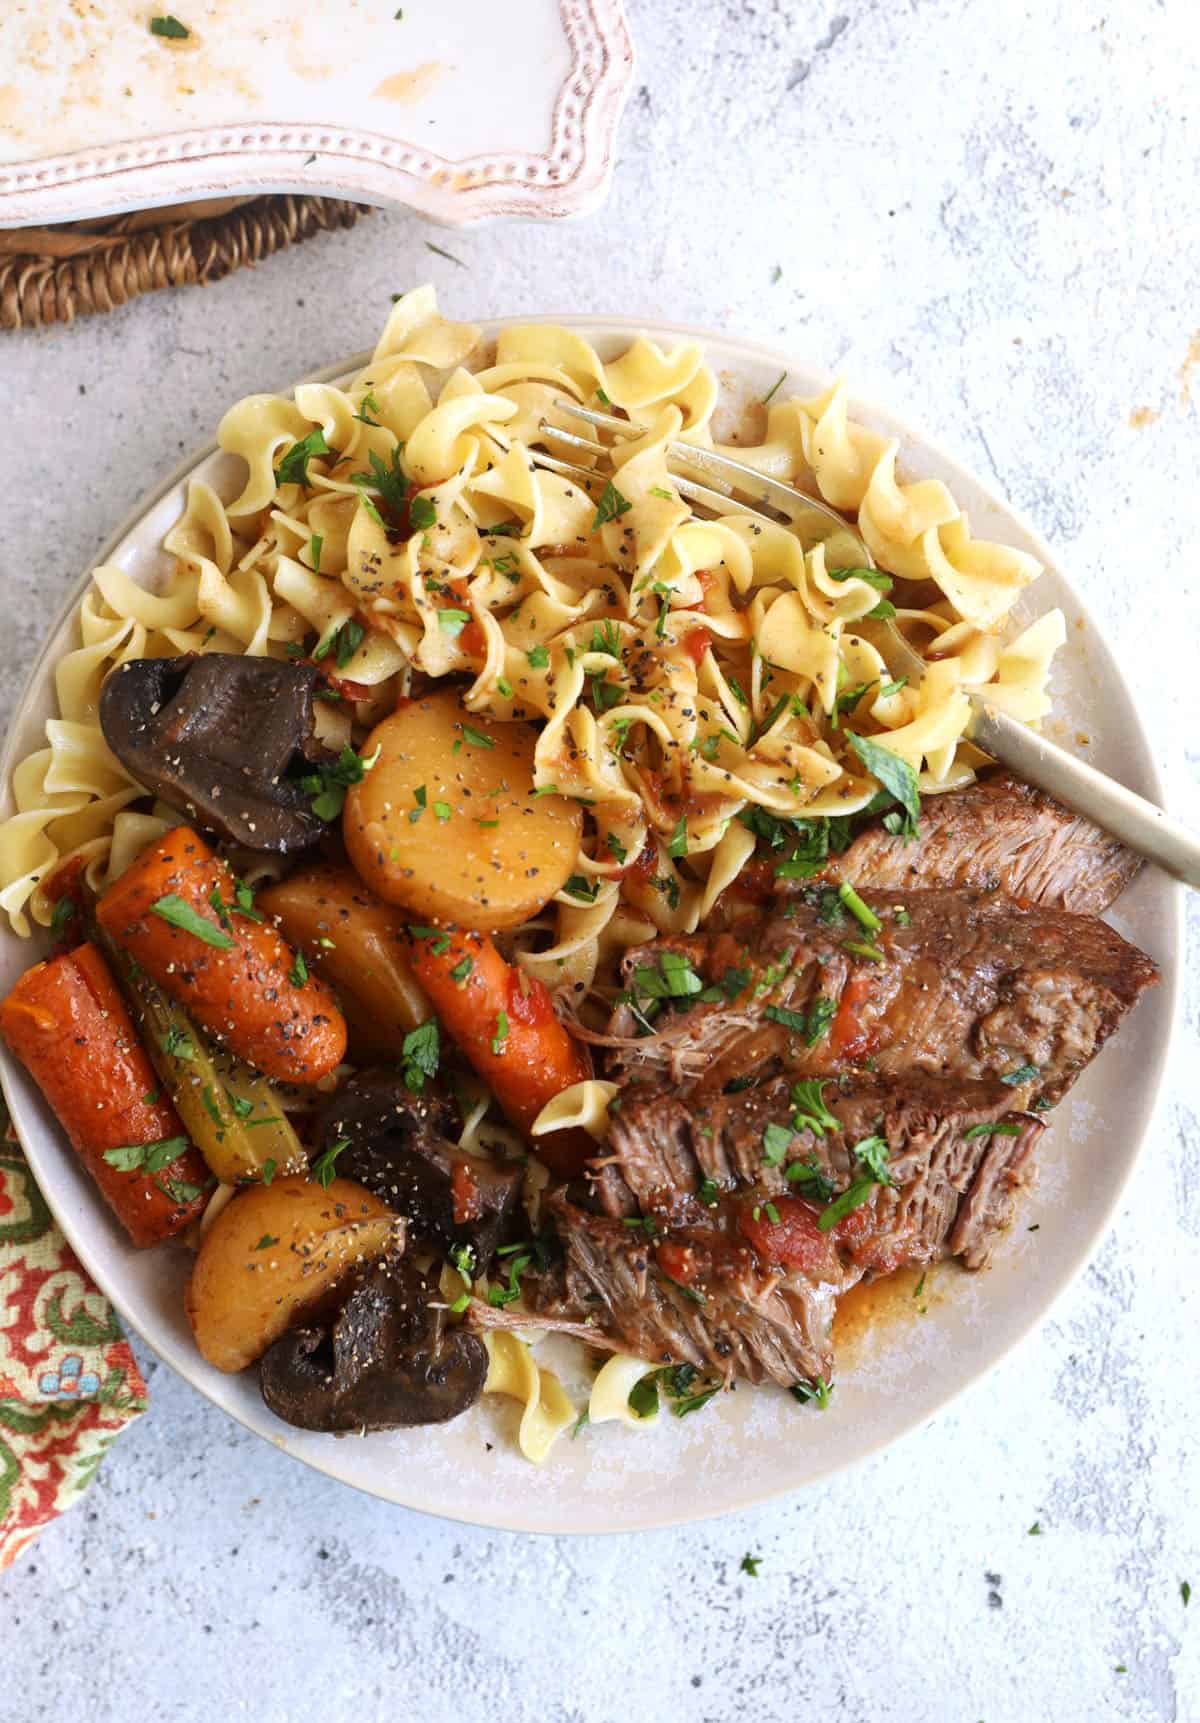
[0, 287, 1067, 1459]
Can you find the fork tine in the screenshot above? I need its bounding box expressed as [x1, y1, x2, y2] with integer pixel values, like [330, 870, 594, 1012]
[552, 393, 873, 565]
[537, 420, 608, 457]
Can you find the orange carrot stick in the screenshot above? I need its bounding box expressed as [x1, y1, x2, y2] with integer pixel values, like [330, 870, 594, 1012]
[0, 943, 208, 1247]
[407, 926, 592, 1176]
[96, 826, 346, 1085]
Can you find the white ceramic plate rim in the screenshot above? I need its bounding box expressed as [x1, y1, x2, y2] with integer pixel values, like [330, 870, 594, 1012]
[0, 318, 1182, 1535]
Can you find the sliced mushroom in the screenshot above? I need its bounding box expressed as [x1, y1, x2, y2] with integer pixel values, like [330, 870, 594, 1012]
[259, 1252, 487, 1432]
[314, 1071, 522, 1271]
[99, 653, 331, 852]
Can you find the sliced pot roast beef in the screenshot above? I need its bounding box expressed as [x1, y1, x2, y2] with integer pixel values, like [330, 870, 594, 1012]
[783, 770, 1144, 915]
[604, 888, 1158, 1107]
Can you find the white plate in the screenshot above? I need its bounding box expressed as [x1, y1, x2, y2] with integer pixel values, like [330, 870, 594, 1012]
[0, 321, 1181, 1535]
[0, 1, 633, 227]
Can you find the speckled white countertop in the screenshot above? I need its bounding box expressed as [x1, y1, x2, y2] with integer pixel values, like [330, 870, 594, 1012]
[2, 1, 1198, 1718]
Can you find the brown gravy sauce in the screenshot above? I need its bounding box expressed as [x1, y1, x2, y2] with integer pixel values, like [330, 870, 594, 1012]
[833, 1260, 951, 1356]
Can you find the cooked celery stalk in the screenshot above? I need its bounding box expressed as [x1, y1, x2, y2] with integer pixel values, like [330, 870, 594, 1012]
[93, 923, 306, 1184]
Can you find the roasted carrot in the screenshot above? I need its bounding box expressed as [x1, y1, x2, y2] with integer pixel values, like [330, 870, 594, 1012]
[0, 942, 209, 1247]
[407, 926, 592, 1176]
[96, 826, 346, 1085]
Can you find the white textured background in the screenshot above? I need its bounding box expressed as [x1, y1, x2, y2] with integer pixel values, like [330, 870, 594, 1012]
[2, 1, 1198, 1718]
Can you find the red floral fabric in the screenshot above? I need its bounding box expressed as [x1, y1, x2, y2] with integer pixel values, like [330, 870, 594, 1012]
[0, 1114, 146, 1568]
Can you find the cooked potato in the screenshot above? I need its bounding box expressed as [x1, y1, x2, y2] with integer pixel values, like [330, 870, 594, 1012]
[343, 691, 581, 930]
[184, 1176, 398, 1373]
[258, 862, 429, 1062]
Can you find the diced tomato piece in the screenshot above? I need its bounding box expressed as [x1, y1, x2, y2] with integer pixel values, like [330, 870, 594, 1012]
[451, 1161, 482, 1225]
[830, 968, 878, 1062]
[655, 1239, 700, 1283]
[738, 1195, 839, 1279]
[459, 619, 486, 658]
[682, 626, 712, 665]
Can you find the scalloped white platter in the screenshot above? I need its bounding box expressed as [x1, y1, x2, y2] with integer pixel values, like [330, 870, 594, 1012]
[0, 1, 633, 227]
[0, 319, 1181, 1535]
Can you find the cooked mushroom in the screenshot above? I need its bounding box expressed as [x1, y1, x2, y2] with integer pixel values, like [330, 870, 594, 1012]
[259, 1252, 488, 1432]
[99, 653, 331, 852]
[314, 1071, 522, 1271]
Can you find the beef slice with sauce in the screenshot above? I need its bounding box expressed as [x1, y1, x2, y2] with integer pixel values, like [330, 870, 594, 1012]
[604, 889, 1158, 1109]
[597, 1074, 1042, 1272]
[779, 771, 1144, 916]
[532, 1191, 840, 1389]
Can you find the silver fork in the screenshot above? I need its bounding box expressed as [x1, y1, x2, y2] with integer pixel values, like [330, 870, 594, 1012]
[531, 398, 1199, 889]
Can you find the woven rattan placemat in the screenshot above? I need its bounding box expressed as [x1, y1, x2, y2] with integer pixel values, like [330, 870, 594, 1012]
[0, 195, 369, 331]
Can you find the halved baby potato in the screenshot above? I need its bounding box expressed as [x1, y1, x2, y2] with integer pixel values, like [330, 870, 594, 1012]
[184, 1176, 398, 1373]
[343, 690, 581, 930]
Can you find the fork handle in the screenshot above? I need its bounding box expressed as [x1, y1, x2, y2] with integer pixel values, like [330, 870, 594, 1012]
[968, 696, 1200, 890]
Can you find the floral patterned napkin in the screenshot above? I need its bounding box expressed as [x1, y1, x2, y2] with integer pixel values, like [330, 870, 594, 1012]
[0, 1106, 146, 1569]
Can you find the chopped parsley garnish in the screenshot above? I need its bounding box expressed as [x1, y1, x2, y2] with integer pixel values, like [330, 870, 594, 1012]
[149, 894, 234, 949]
[160, 1025, 196, 1061]
[789, 1079, 839, 1136]
[433, 800, 452, 823]
[487, 1251, 533, 1307]
[764, 1004, 809, 1034]
[149, 14, 189, 38]
[350, 445, 411, 521]
[816, 1176, 878, 1230]
[410, 495, 438, 531]
[790, 1374, 833, 1410]
[564, 875, 600, 903]
[312, 1137, 350, 1188]
[761, 1121, 795, 1166]
[261, 1158, 277, 1185]
[254, 1235, 279, 1250]
[826, 565, 893, 592]
[409, 926, 451, 954]
[655, 874, 681, 912]
[650, 485, 675, 500]
[843, 938, 885, 962]
[632, 951, 704, 1001]
[424, 240, 465, 268]
[449, 1242, 477, 1281]
[439, 607, 470, 637]
[879, 676, 908, 699]
[589, 620, 622, 659]
[837, 880, 882, 932]
[847, 733, 921, 839]
[448, 955, 473, 984]
[102, 1136, 190, 1173]
[697, 1177, 721, 1207]
[352, 391, 382, 427]
[157, 1177, 204, 1206]
[605, 830, 628, 863]
[851, 1134, 891, 1183]
[785, 1159, 835, 1200]
[314, 617, 364, 669]
[201, 1085, 224, 1130]
[805, 996, 837, 1044]
[274, 428, 330, 489]
[1028, 1521, 1042, 1536]
[627, 1375, 660, 1420]
[595, 385, 612, 408]
[963, 1120, 1023, 1139]
[1001, 1063, 1040, 1086]
[667, 814, 688, 859]
[761, 370, 787, 405]
[288, 951, 309, 987]
[50, 896, 76, 933]
[527, 644, 550, 669]
[591, 479, 632, 530]
[491, 1010, 509, 1055]
[460, 724, 495, 749]
[699, 964, 752, 1004]
[298, 742, 379, 821]
[401, 1019, 440, 1092]
[739, 1553, 762, 1577]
